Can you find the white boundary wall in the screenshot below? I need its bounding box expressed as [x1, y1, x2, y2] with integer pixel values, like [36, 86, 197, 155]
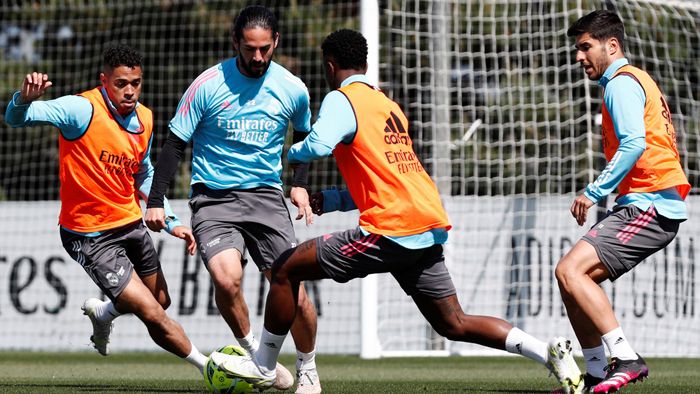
[0, 196, 697, 356]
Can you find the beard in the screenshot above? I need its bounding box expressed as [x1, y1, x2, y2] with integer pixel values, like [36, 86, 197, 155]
[238, 56, 271, 78]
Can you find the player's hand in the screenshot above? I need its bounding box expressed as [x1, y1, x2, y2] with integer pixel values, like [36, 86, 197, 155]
[290, 186, 313, 226]
[570, 194, 594, 226]
[171, 226, 197, 255]
[20, 72, 53, 104]
[144, 207, 167, 232]
[310, 191, 324, 216]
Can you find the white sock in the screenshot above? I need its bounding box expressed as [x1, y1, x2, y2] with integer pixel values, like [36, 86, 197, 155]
[296, 348, 317, 372]
[258, 327, 287, 374]
[602, 327, 637, 361]
[95, 300, 121, 323]
[236, 331, 260, 357]
[504, 327, 547, 365]
[184, 342, 208, 374]
[582, 345, 607, 378]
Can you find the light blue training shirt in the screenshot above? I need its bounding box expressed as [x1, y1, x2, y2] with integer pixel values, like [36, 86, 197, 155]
[5, 87, 183, 235]
[288, 74, 448, 249]
[584, 58, 687, 220]
[170, 58, 311, 190]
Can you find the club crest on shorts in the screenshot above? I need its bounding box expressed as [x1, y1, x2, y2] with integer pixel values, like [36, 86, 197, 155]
[105, 272, 119, 286]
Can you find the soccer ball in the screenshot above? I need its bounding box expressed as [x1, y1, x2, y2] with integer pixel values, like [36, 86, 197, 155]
[204, 345, 254, 394]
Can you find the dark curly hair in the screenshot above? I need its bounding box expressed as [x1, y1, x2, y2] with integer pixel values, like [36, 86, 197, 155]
[321, 29, 367, 70]
[102, 43, 143, 70]
[567, 10, 625, 50]
[232, 5, 279, 42]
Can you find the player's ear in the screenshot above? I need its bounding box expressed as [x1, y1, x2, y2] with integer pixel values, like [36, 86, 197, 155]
[607, 37, 620, 56]
[232, 37, 240, 52]
[99, 72, 107, 86]
[323, 58, 338, 89]
[273, 32, 279, 48]
[324, 59, 335, 77]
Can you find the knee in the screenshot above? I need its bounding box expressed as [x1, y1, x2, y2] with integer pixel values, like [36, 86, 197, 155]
[554, 259, 577, 293]
[213, 276, 243, 296]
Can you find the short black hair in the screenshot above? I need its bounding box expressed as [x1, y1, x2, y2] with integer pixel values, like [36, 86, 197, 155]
[232, 5, 279, 42]
[567, 10, 625, 50]
[102, 43, 143, 70]
[321, 29, 368, 70]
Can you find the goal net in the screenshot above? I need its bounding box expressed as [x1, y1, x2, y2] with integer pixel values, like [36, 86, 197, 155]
[0, 0, 698, 358]
[376, 0, 700, 357]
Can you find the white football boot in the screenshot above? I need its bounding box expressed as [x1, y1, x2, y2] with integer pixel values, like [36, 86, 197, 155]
[81, 298, 113, 356]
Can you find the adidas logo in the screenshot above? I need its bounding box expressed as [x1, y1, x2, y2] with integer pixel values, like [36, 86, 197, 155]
[614, 337, 625, 345]
[588, 356, 601, 361]
[515, 343, 522, 354]
[264, 342, 278, 349]
[383, 111, 410, 145]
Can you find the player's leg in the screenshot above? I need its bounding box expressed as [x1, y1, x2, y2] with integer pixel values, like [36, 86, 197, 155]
[207, 254, 296, 391]
[388, 243, 580, 391]
[115, 271, 208, 373]
[411, 291, 582, 391]
[242, 187, 321, 394]
[556, 205, 679, 392]
[262, 268, 320, 394]
[139, 268, 172, 308]
[126, 225, 173, 309]
[215, 238, 327, 389]
[554, 238, 613, 388]
[289, 282, 319, 394]
[189, 190, 256, 348]
[61, 226, 123, 356]
[124, 221, 208, 373]
[207, 248, 251, 339]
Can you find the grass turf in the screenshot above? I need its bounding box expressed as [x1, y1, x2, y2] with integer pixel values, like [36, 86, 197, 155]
[0, 352, 698, 393]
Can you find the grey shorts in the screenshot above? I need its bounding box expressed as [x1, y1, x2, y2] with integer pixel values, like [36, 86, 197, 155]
[189, 184, 297, 271]
[582, 204, 681, 281]
[60, 220, 160, 301]
[315, 227, 456, 299]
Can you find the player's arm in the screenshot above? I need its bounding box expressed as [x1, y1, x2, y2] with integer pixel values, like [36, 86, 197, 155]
[289, 130, 314, 225]
[310, 187, 357, 216]
[287, 90, 357, 164]
[138, 134, 196, 255]
[571, 75, 646, 225]
[5, 72, 91, 139]
[146, 74, 202, 233]
[291, 130, 311, 188]
[288, 83, 315, 225]
[144, 132, 187, 225]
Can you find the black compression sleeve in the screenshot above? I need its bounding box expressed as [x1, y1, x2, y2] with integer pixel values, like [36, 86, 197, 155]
[146, 132, 187, 208]
[291, 130, 310, 188]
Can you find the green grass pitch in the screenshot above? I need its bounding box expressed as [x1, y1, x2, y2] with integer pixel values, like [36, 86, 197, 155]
[0, 352, 698, 393]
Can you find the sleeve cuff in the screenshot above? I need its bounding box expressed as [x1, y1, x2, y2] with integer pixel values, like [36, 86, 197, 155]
[583, 187, 600, 204]
[11, 91, 29, 107]
[164, 216, 182, 234]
